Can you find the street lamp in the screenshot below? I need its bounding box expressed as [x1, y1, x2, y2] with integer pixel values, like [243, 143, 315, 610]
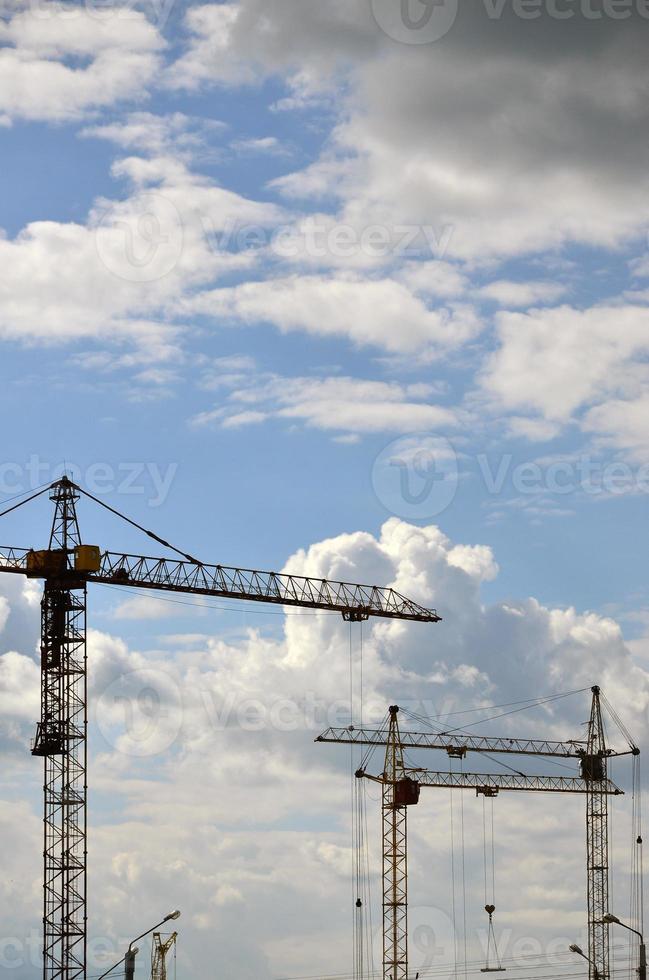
[96, 911, 181, 980]
[569, 944, 600, 980]
[602, 913, 646, 980]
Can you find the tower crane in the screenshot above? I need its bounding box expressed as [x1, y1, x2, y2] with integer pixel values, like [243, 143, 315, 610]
[317, 690, 639, 980]
[150, 931, 177, 980]
[0, 478, 441, 980]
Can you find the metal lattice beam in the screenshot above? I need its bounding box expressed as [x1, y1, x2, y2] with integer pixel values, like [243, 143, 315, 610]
[0, 547, 440, 623]
[31, 483, 87, 980]
[317, 725, 591, 759]
[413, 769, 622, 795]
[320, 694, 627, 980]
[0, 478, 442, 980]
[586, 687, 610, 980]
[383, 707, 409, 980]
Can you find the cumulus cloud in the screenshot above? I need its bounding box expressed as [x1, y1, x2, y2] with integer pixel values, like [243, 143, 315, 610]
[0, 5, 164, 122]
[1, 519, 648, 977]
[480, 303, 649, 450]
[167, 2, 649, 260]
[0, 154, 281, 359]
[185, 274, 482, 353]
[192, 373, 461, 435]
[479, 280, 569, 307]
[81, 111, 225, 158]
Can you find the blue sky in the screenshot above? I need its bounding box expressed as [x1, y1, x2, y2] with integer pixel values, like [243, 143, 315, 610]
[2, 2, 649, 978]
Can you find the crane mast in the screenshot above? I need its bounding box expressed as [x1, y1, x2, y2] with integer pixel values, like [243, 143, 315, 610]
[319, 692, 635, 980]
[31, 480, 87, 980]
[0, 477, 440, 980]
[383, 706, 413, 980]
[585, 686, 610, 980]
[151, 931, 177, 980]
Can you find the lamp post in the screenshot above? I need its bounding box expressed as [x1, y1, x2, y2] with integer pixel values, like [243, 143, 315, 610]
[602, 914, 646, 980]
[96, 910, 181, 980]
[569, 943, 600, 980]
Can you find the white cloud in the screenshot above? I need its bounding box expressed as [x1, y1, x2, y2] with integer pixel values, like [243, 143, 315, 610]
[112, 595, 182, 620]
[81, 111, 225, 158]
[479, 280, 568, 307]
[2, 520, 648, 978]
[399, 260, 469, 299]
[193, 374, 461, 435]
[481, 304, 649, 433]
[185, 274, 482, 353]
[506, 416, 563, 443]
[231, 135, 286, 155]
[0, 155, 281, 356]
[583, 391, 649, 456]
[630, 254, 649, 278]
[164, 3, 254, 89]
[0, 5, 164, 122]
[167, 3, 649, 260]
[166, 1, 374, 92]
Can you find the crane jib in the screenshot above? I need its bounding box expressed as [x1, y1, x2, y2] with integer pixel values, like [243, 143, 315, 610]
[0, 545, 441, 622]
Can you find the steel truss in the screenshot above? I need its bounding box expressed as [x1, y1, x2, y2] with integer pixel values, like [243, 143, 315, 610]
[31, 482, 87, 980]
[586, 687, 610, 980]
[383, 707, 409, 980]
[0, 477, 440, 980]
[320, 691, 632, 980]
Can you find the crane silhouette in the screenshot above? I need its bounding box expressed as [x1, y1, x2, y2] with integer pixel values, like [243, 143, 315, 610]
[0, 477, 441, 980]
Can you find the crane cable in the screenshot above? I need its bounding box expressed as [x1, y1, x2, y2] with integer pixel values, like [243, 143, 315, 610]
[350, 620, 374, 980]
[482, 794, 505, 973]
[630, 752, 644, 980]
[0, 484, 52, 521]
[402, 689, 590, 737]
[73, 483, 202, 564]
[350, 621, 358, 980]
[449, 758, 459, 980]
[460, 758, 468, 980]
[447, 754, 468, 980]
